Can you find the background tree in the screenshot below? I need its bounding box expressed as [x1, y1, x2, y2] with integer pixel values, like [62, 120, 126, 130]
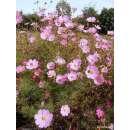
[82, 7, 98, 18]
[56, 0, 71, 16]
[99, 8, 114, 34]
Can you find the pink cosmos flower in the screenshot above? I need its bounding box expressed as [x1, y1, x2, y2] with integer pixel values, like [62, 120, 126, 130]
[87, 52, 100, 65]
[79, 39, 89, 46]
[47, 62, 55, 70]
[85, 65, 99, 79]
[88, 27, 97, 34]
[16, 11, 23, 24]
[67, 71, 78, 82]
[94, 74, 104, 86]
[108, 123, 114, 130]
[38, 81, 45, 88]
[87, 17, 96, 23]
[67, 59, 82, 71]
[16, 65, 25, 73]
[40, 26, 55, 41]
[26, 59, 39, 70]
[60, 39, 68, 47]
[55, 19, 62, 27]
[96, 108, 105, 119]
[79, 39, 90, 54]
[56, 74, 67, 85]
[57, 27, 66, 34]
[60, 105, 70, 117]
[95, 25, 101, 30]
[34, 68, 42, 76]
[48, 34, 55, 41]
[101, 66, 108, 74]
[55, 56, 66, 65]
[107, 31, 114, 36]
[34, 109, 53, 128]
[47, 70, 56, 78]
[78, 24, 84, 31]
[28, 35, 36, 43]
[64, 21, 74, 29]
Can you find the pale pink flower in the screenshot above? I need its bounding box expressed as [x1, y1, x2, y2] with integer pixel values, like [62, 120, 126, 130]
[108, 123, 114, 130]
[87, 52, 100, 65]
[78, 24, 84, 31]
[55, 56, 66, 65]
[95, 25, 101, 30]
[64, 21, 74, 29]
[85, 65, 99, 79]
[56, 74, 67, 85]
[60, 105, 70, 117]
[26, 59, 39, 70]
[48, 34, 55, 41]
[38, 81, 45, 88]
[79, 39, 89, 46]
[16, 65, 25, 73]
[47, 62, 55, 70]
[57, 27, 66, 34]
[67, 71, 78, 82]
[47, 70, 56, 78]
[101, 66, 108, 74]
[107, 31, 114, 36]
[88, 27, 97, 34]
[67, 59, 82, 71]
[87, 17, 96, 23]
[16, 11, 23, 24]
[60, 39, 67, 47]
[34, 109, 53, 128]
[79, 39, 90, 54]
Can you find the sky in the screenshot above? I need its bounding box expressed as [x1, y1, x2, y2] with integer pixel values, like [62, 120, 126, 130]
[16, 0, 114, 16]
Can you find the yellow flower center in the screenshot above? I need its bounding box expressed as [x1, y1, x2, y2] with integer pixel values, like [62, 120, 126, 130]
[88, 70, 94, 74]
[41, 116, 46, 121]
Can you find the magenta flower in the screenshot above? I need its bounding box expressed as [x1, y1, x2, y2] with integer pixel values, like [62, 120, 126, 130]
[47, 70, 56, 78]
[85, 65, 99, 79]
[47, 62, 55, 70]
[26, 59, 39, 70]
[96, 108, 105, 119]
[67, 71, 78, 82]
[16, 65, 25, 73]
[16, 11, 23, 24]
[94, 74, 104, 86]
[60, 105, 70, 117]
[55, 56, 66, 65]
[34, 109, 53, 128]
